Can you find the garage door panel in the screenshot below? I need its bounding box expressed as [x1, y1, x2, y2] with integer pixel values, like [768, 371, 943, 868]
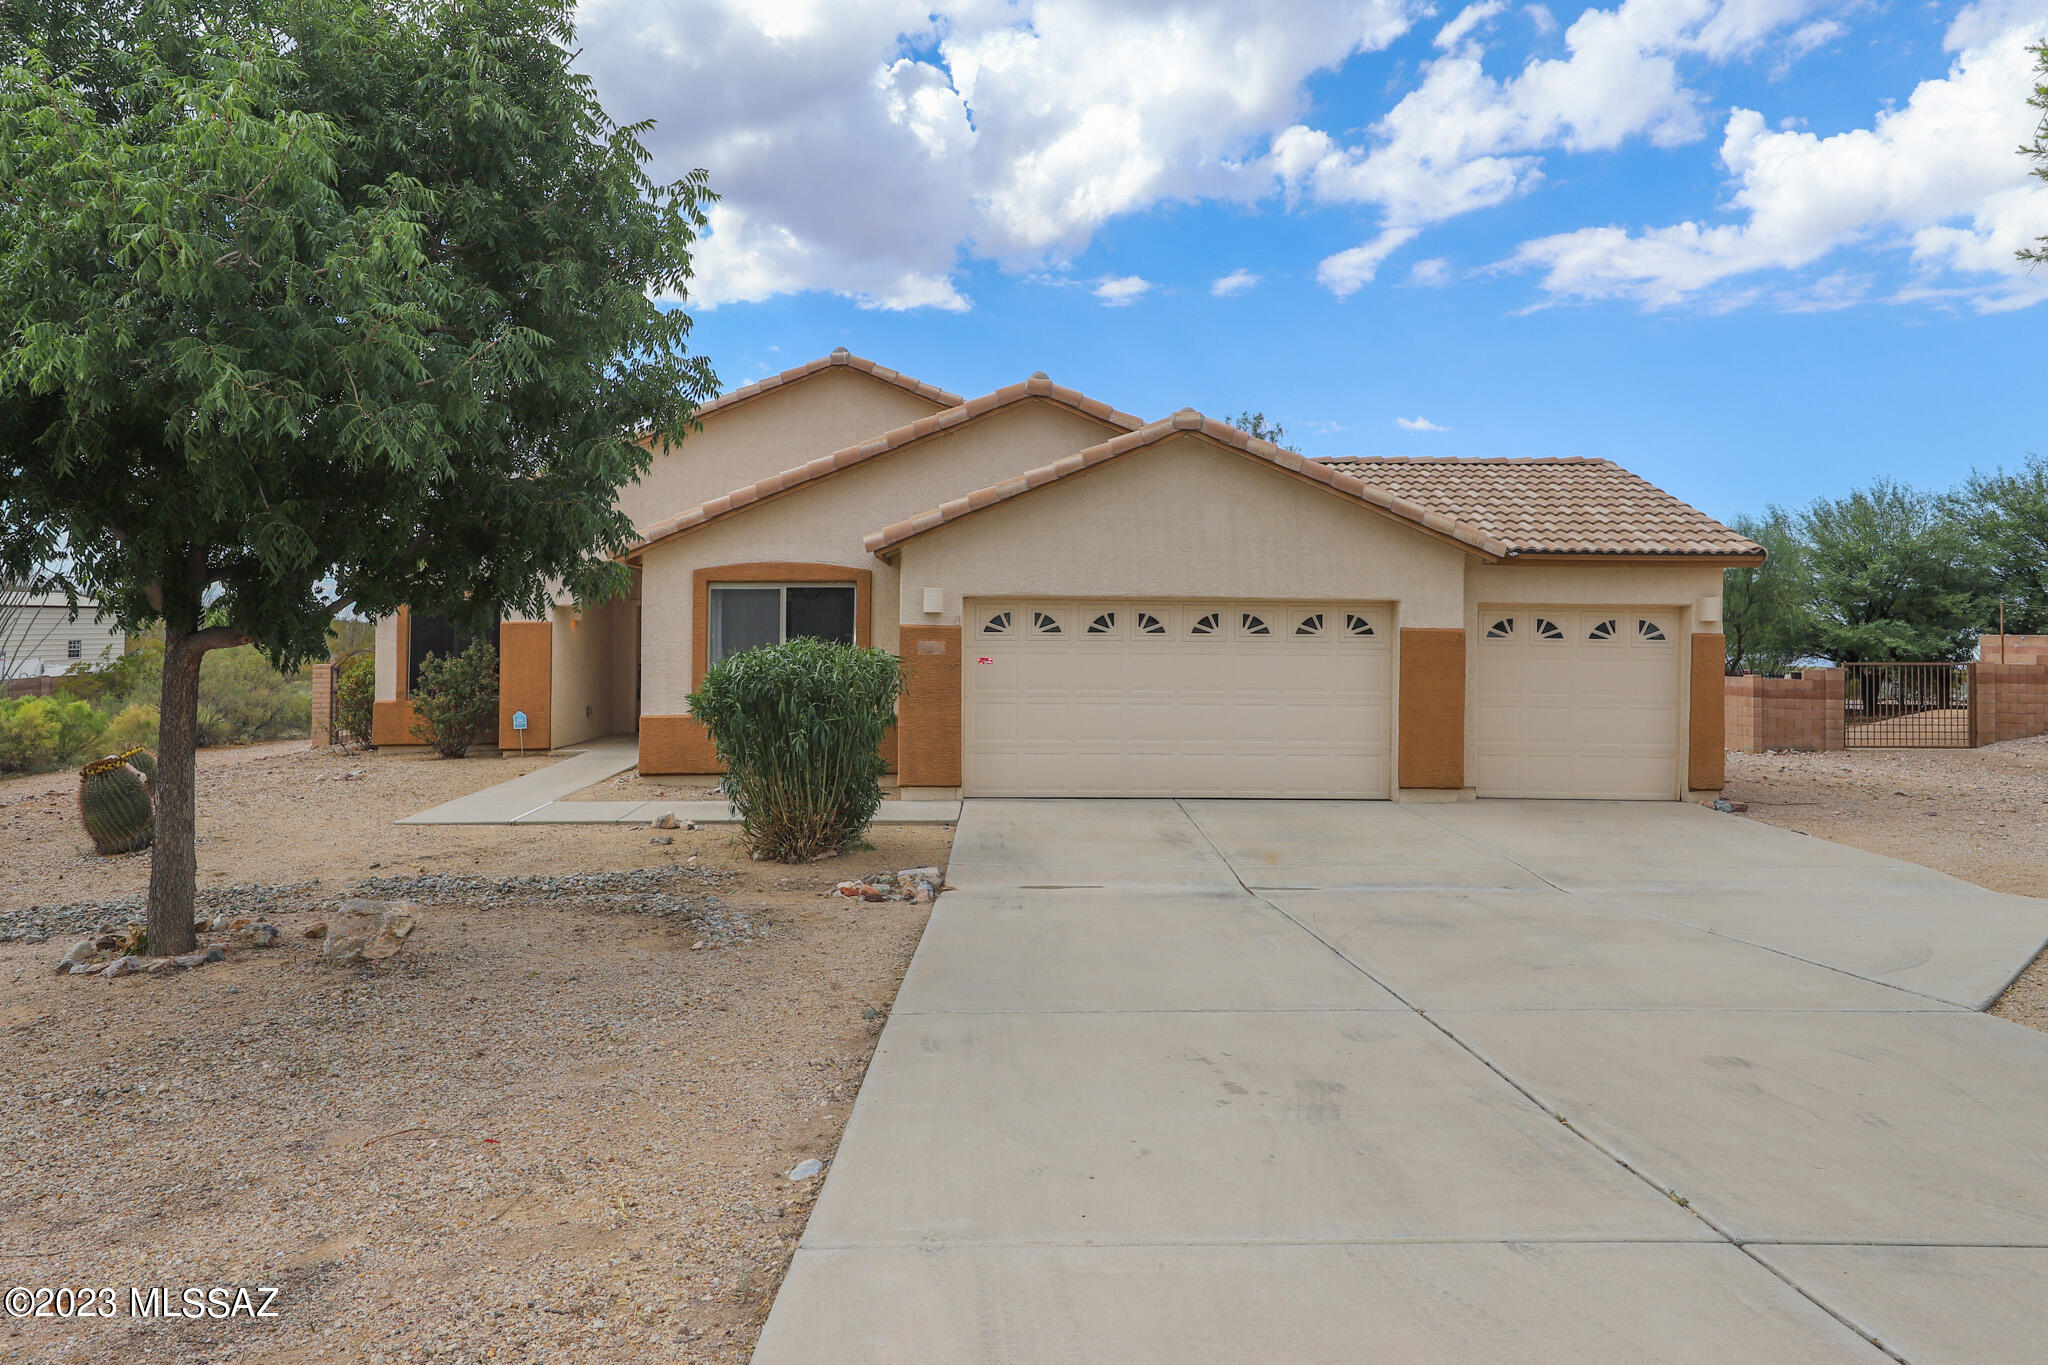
[964, 599, 1390, 798]
[1474, 605, 1680, 800]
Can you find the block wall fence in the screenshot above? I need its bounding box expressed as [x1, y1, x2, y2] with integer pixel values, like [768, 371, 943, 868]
[1725, 637, 2048, 754]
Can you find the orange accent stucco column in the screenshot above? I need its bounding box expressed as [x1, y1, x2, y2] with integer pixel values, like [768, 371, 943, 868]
[1689, 633, 1726, 791]
[897, 625, 962, 787]
[1398, 627, 1466, 789]
[498, 620, 555, 751]
[371, 605, 420, 746]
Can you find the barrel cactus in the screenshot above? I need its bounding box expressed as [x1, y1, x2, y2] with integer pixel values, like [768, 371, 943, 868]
[121, 745, 157, 793]
[79, 754, 154, 855]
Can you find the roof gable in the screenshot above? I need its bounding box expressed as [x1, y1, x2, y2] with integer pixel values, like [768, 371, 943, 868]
[631, 375, 1141, 556]
[1316, 456, 1764, 559]
[864, 410, 1511, 560]
[687, 347, 961, 426]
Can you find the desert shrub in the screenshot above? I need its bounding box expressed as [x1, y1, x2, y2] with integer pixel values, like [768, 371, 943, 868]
[333, 653, 376, 749]
[409, 639, 499, 758]
[102, 703, 160, 753]
[54, 637, 161, 709]
[52, 699, 106, 758]
[198, 647, 311, 742]
[0, 697, 64, 772]
[194, 705, 233, 748]
[687, 638, 904, 862]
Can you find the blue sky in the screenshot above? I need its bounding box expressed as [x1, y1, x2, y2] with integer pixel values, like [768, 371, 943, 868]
[572, 0, 2048, 526]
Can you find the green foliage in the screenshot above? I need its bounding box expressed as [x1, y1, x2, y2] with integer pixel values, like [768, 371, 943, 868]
[409, 640, 500, 758]
[0, 695, 112, 771]
[333, 652, 376, 749]
[1951, 454, 2048, 634]
[54, 636, 163, 708]
[78, 753, 153, 855]
[0, 0, 715, 937]
[0, 697, 64, 772]
[1795, 480, 1989, 663]
[687, 640, 905, 863]
[198, 647, 311, 743]
[103, 703, 160, 753]
[2021, 42, 2046, 267]
[1722, 509, 1815, 675]
[1228, 411, 1299, 452]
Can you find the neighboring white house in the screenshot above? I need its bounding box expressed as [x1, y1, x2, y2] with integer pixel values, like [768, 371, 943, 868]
[0, 590, 129, 680]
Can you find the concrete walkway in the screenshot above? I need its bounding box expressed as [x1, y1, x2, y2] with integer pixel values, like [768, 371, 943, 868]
[397, 735, 960, 825]
[756, 799, 2048, 1364]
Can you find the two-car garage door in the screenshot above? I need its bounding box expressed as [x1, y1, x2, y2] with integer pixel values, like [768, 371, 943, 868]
[963, 600, 1392, 798]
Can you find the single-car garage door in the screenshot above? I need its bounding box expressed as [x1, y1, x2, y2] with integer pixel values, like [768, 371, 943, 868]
[963, 600, 1392, 798]
[1473, 607, 1681, 799]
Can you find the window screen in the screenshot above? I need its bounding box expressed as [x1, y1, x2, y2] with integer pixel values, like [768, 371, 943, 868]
[407, 614, 500, 693]
[707, 584, 858, 666]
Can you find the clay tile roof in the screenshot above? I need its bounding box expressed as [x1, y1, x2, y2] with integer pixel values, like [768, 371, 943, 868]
[682, 347, 962, 426]
[863, 412, 1514, 560]
[1314, 456, 1763, 558]
[630, 376, 1143, 556]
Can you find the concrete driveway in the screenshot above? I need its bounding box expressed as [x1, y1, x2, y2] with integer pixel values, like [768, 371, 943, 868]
[755, 800, 2048, 1364]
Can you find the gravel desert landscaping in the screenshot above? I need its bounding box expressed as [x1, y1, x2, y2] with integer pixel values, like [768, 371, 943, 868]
[1, 742, 951, 1365]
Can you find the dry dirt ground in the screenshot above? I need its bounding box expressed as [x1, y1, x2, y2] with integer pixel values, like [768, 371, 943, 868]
[0, 743, 952, 1365]
[1722, 733, 2048, 1029]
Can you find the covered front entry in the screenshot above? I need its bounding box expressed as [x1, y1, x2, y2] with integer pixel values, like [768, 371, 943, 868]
[1473, 606, 1682, 798]
[961, 599, 1392, 797]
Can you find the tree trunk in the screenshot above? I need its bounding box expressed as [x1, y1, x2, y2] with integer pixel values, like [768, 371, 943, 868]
[145, 627, 205, 957]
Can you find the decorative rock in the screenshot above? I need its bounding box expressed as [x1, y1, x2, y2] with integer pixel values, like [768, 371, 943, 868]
[173, 948, 225, 968]
[898, 866, 941, 884]
[68, 962, 103, 976]
[93, 934, 118, 951]
[102, 955, 146, 978]
[786, 1158, 824, 1182]
[56, 940, 96, 974]
[683, 821, 698, 832]
[652, 835, 673, 846]
[652, 812, 681, 830]
[303, 921, 329, 940]
[145, 958, 183, 975]
[233, 922, 280, 948]
[319, 899, 418, 965]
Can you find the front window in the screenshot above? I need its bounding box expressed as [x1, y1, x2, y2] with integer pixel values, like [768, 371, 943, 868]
[66, 640, 81, 658]
[408, 614, 500, 693]
[708, 583, 856, 666]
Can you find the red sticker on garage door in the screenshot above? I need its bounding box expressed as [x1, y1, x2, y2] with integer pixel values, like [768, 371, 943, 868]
[977, 656, 993, 664]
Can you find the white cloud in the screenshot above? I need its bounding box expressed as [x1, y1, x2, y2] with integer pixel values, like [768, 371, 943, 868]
[1525, 4, 1558, 36]
[1395, 415, 1449, 430]
[1211, 268, 1262, 297]
[1437, 1, 1505, 50]
[1512, 5, 2048, 311]
[1408, 257, 1454, 285]
[1319, 227, 1421, 297]
[1093, 275, 1153, 306]
[1283, 0, 1846, 292]
[577, 0, 1421, 310]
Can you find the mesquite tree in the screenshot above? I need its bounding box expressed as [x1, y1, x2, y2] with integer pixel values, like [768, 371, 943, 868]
[0, 0, 716, 955]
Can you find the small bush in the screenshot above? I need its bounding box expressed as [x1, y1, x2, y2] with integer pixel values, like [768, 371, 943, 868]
[409, 639, 499, 758]
[198, 647, 311, 742]
[52, 699, 106, 757]
[687, 638, 904, 862]
[102, 703, 160, 753]
[0, 697, 64, 772]
[333, 653, 376, 749]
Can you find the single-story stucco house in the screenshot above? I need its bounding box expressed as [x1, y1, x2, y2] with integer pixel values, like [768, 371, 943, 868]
[372, 348, 1763, 801]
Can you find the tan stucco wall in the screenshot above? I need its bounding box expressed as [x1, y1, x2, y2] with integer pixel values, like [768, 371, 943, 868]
[889, 435, 1475, 628]
[636, 398, 1132, 715]
[551, 599, 638, 748]
[373, 614, 400, 702]
[619, 367, 951, 534]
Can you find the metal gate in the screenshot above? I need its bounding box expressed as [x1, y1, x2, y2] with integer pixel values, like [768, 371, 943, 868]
[1844, 663, 1971, 748]
[329, 648, 372, 750]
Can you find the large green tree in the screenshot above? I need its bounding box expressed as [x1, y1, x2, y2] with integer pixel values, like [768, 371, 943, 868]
[1796, 480, 1990, 663]
[1952, 454, 2048, 634]
[1, 0, 716, 955]
[1721, 508, 1812, 675]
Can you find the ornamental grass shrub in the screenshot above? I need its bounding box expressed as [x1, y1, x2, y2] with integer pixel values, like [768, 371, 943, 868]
[409, 640, 500, 758]
[333, 653, 376, 749]
[687, 639, 905, 862]
[0, 697, 109, 772]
